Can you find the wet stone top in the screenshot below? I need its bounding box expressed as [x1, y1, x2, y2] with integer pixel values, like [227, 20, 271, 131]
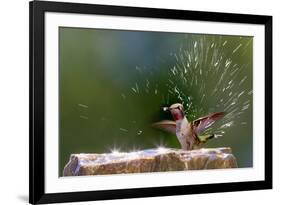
[63, 147, 237, 176]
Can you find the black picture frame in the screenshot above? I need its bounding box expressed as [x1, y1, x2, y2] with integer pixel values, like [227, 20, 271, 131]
[29, 0, 272, 204]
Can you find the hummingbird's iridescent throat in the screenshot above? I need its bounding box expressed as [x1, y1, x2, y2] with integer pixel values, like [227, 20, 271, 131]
[163, 103, 185, 121]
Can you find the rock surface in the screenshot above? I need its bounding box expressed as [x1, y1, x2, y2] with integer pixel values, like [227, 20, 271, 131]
[63, 147, 237, 176]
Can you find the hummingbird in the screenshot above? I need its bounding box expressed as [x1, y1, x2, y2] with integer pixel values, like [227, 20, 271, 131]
[152, 103, 225, 150]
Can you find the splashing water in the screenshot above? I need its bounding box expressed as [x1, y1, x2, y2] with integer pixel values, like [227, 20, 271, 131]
[166, 35, 252, 135]
[78, 103, 89, 120]
[124, 34, 252, 138]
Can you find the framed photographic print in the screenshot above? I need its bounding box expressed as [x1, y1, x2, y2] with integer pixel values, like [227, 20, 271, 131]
[29, 0, 272, 204]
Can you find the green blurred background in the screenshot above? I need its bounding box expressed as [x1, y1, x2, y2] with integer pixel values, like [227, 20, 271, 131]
[59, 27, 253, 176]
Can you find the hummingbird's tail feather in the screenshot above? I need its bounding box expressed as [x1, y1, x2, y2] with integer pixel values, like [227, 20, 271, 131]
[198, 134, 215, 143]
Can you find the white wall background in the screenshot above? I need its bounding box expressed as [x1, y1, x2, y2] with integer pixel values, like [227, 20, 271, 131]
[0, 0, 279, 204]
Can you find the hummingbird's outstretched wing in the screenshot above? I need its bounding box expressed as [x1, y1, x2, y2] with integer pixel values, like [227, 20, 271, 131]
[192, 112, 225, 135]
[152, 120, 176, 134]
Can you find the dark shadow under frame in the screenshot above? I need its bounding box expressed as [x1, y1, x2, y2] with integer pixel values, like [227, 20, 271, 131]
[29, 1, 272, 204]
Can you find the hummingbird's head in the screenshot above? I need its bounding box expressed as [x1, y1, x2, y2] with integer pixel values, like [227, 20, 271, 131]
[163, 103, 185, 121]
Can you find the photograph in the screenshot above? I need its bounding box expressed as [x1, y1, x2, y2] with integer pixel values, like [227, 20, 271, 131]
[29, 1, 272, 203]
[60, 28, 253, 177]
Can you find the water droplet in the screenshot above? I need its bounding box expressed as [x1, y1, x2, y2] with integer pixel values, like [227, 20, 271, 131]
[194, 41, 197, 48]
[121, 94, 126, 99]
[119, 128, 128, 132]
[78, 104, 88, 108]
[242, 104, 250, 111]
[79, 115, 88, 120]
[238, 91, 245, 98]
[220, 121, 234, 129]
[239, 76, 247, 85]
[233, 44, 242, 53]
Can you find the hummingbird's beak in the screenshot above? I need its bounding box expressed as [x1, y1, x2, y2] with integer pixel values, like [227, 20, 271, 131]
[163, 107, 170, 112]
